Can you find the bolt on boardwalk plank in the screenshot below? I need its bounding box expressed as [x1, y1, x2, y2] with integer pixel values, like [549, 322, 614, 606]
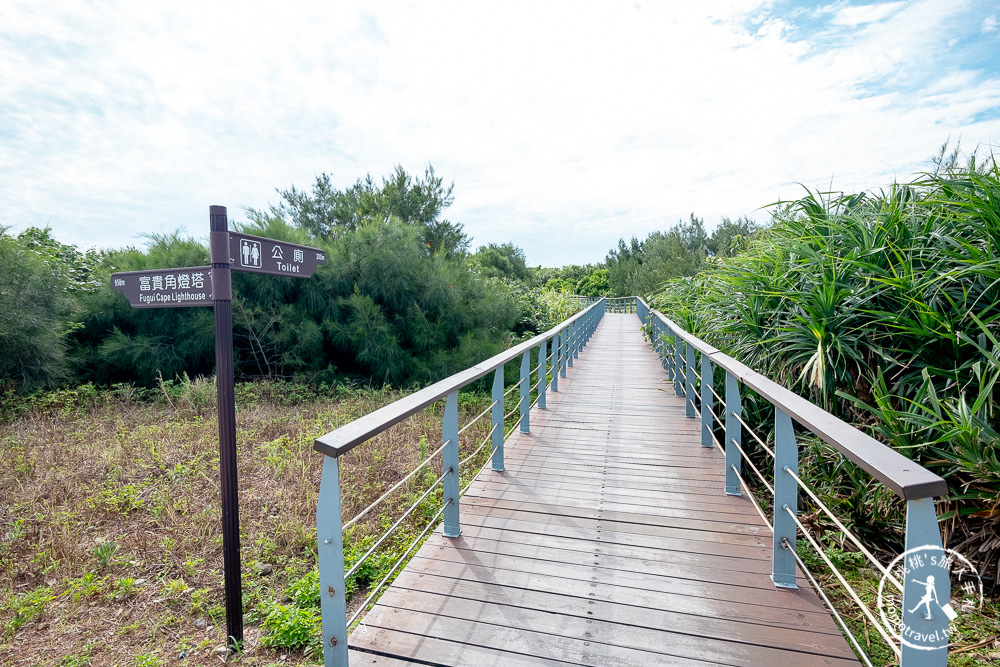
[349, 314, 859, 666]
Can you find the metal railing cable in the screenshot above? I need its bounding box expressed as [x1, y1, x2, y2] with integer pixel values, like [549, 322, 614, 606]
[504, 421, 519, 440]
[503, 382, 520, 398]
[727, 463, 879, 666]
[732, 411, 775, 458]
[708, 382, 724, 405]
[730, 437, 774, 495]
[458, 400, 499, 436]
[783, 506, 901, 658]
[347, 501, 448, 628]
[784, 466, 901, 590]
[730, 466, 772, 530]
[344, 468, 447, 581]
[504, 404, 521, 421]
[704, 427, 726, 455]
[459, 422, 499, 468]
[460, 445, 499, 497]
[704, 403, 725, 432]
[787, 539, 876, 667]
[342, 440, 448, 532]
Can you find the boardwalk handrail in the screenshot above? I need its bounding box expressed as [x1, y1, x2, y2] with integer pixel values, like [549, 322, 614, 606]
[312, 299, 606, 666]
[634, 296, 951, 666]
[647, 307, 945, 500]
[315, 300, 603, 458]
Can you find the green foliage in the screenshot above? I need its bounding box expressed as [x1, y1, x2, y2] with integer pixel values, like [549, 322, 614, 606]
[40, 166, 524, 391]
[576, 268, 609, 296]
[259, 602, 322, 654]
[0, 228, 75, 391]
[269, 164, 469, 257]
[287, 569, 320, 607]
[71, 232, 215, 386]
[651, 153, 1000, 577]
[3, 585, 55, 637]
[470, 242, 530, 282]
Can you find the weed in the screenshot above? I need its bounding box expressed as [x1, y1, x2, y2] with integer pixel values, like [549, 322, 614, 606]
[259, 602, 322, 654]
[182, 557, 204, 579]
[159, 578, 190, 608]
[67, 572, 105, 603]
[108, 576, 136, 601]
[5, 518, 25, 542]
[190, 587, 223, 619]
[91, 540, 119, 571]
[88, 484, 144, 515]
[3, 585, 55, 636]
[132, 653, 163, 667]
[287, 570, 320, 607]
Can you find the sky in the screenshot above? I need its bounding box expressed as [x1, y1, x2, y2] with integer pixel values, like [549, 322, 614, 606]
[2, 1, 999, 268]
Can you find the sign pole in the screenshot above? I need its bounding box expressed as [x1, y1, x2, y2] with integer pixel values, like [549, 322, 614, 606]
[110, 206, 326, 653]
[210, 205, 243, 648]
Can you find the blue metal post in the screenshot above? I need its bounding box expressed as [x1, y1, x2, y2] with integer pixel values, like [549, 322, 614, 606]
[674, 333, 684, 397]
[725, 372, 741, 496]
[538, 339, 547, 409]
[772, 408, 798, 589]
[442, 391, 461, 537]
[551, 332, 560, 391]
[559, 327, 567, 378]
[317, 456, 348, 667]
[567, 321, 575, 367]
[519, 350, 530, 433]
[573, 319, 580, 359]
[491, 367, 504, 471]
[685, 342, 696, 419]
[660, 323, 672, 379]
[701, 352, 713, 447]
[900, 498, 948, 665]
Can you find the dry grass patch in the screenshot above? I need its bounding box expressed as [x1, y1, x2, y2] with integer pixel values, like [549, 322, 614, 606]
[0, 382, 492, 665]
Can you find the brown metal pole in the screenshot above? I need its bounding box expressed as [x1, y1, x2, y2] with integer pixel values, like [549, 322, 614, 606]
[209, 205, 242, 649]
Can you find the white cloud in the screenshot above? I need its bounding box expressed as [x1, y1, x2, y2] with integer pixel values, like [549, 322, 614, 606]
[831, 2, 907, 27]
[1, 0, 998, 266]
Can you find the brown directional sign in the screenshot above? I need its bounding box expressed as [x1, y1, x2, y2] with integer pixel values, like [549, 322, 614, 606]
[227, 232, 326, 278]
[106, 210, 329, 649]
[111, 266, 214, 308]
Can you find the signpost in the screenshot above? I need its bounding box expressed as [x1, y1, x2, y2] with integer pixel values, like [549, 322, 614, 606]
[111, 206, 326, 650]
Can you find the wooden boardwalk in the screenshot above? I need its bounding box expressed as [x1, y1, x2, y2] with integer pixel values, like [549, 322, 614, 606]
[348, 314, 858, 666]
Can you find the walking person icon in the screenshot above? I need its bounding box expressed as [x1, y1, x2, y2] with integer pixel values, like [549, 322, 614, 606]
[908, 575, 940, 620]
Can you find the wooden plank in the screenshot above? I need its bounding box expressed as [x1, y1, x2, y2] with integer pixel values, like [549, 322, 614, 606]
[347, 649, 419, 666]
[355, 604, 719, 666]
[400, 554, 833, 628]
[463, 495, 768, 531]
[453, 509, 771, 553]
[374, 586, 858, 665]
[459, 503, 770, 547]
[346, 315, 857, 665]
[415, 531, 797, 595]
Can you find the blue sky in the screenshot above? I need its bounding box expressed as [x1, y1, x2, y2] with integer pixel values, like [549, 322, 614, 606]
[2, 0, 998, 267]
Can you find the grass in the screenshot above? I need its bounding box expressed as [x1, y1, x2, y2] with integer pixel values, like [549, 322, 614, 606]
[0, 379, 493, 665]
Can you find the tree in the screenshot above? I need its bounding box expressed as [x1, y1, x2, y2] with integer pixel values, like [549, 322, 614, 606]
[576, 268, 610, 296]
[469, 242, 530, 282]
[270, 165, 470, 257]
[0, 228, 74, 390]
[708, 216, 761, 258]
